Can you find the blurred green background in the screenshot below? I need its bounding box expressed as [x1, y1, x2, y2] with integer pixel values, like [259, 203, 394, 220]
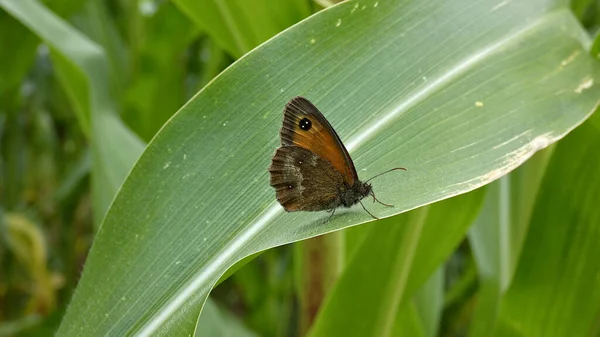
[1, 0, 600, 336]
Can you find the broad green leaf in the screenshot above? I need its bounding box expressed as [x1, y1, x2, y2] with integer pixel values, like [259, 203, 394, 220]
[53, 0, 600, 335]
[413, 268, 444, 337]
[467, 148, 553, 336]
[308, 191, 483, 337]
[391, 303, 426, 337]
[195, 300, 256, 337]
[389, 268, 444, 337]
[173, 0, 311, 57]
[494, 114, 600, 336]
[343, 220, 371, 258]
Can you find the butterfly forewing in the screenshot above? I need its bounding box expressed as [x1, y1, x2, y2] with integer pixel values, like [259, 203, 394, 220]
[280, 97, 358, 186]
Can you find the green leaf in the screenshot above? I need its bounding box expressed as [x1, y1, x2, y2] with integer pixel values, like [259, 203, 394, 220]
[591, 30, 600, 60]
[172, 0, 311, 57]
[571, 0, 596, 19]
[195, 300, 256, 337]
[0, 0, 145, 226]
[413, 268, 444, 337]
[0, 10, 38, 101]
[53, 0, 600, 335]
[309, 194, 481, 337]
[494, 114, 600, 336]
[391, 303, 427, 337]
[389, 268, 444, 337]
[467, 148, 553, 336]
[1, 1, 255, 335]
[121, 2, 202, 141]
[74, 0, 128, 97]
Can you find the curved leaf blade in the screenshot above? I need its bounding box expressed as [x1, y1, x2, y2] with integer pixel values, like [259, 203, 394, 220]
[56, 0, 600, 335]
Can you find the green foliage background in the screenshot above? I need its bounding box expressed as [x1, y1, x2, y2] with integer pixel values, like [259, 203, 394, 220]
[1, 0, 599, 336]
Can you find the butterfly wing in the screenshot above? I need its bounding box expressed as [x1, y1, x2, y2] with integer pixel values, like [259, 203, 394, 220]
[280, 96, 358, 186]
[269, 146, 343, 211]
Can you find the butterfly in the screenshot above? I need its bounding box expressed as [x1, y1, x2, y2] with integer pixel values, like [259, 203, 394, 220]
[268, 96, 405, 219]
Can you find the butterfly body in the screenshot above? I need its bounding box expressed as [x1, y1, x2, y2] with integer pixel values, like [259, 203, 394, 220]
[269, 97, 374, 213]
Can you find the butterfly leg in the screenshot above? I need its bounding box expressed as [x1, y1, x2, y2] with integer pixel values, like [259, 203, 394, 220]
[359, 200, 379, 220]
[371, 191, 394, 207]
[326, 207, 337, 222]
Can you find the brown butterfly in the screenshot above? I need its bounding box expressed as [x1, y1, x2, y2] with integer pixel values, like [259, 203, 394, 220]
[268, 96, 405, 219]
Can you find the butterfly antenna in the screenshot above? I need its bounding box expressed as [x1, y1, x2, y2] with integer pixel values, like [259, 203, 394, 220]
[364, 167, 407, 183]
[359, 200, 379, 220]
[371, 191, 394, 207]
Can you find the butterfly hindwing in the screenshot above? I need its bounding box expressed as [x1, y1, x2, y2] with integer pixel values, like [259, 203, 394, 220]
[280, 97, 358, 186]
[269, 146, 344, 212]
